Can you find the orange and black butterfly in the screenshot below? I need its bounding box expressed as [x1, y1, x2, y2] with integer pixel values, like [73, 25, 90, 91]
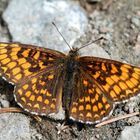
[0, 37, 140, 124]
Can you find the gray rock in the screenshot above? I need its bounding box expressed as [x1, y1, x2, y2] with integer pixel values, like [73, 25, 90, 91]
[0, 0, 9, 15]
[118, 123, 140, 140]
[0, 23, 10, 42]
[80, 44, 110, 59]
[0, 94, 10, 108]
[131, 16, 140, 27]
[0, 113, 42, 140]
[3, 0, 88, 52]
[134, 34, 140, 60]
[0, 99, 10, 108]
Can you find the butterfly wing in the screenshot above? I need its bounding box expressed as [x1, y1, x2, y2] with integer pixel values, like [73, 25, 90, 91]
[15, 66, 64, 116]
[69, 56, 140, 124]
[0, 43, 65, 84]
[69, 68, 113, 123]
[0, 43, 65, 116]
[79, 57, 140, 102]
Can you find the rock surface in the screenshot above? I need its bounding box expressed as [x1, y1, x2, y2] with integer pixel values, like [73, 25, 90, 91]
[0, 113, 43, 140]
[119, 123, 140, 140]
[3, 0, 88, 52]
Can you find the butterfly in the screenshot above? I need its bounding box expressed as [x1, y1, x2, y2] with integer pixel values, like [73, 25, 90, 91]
[0, 38, 140, 124]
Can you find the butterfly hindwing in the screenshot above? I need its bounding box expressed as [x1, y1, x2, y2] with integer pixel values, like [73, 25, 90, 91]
[15, 66, 64, 115]
[69, 69, 113, 123]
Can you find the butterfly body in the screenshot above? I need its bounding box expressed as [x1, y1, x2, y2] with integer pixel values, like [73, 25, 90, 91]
[62, 48, 80, 118]
[0, 42, 140, 124]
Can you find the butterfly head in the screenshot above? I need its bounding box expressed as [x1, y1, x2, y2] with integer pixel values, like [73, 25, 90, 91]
[68, 47, 79, 58]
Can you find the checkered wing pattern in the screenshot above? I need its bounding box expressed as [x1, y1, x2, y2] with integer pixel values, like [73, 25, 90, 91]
[69, 56, 140, 123]
[69, 69, 113, 123]
[0, 43, 65, 115]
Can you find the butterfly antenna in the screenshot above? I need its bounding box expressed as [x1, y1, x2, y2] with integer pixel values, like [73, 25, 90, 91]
[77, 37, 104, 51]
[52, 22, 72, 50]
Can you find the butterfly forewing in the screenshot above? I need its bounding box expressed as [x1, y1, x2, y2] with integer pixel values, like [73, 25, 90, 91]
[0, 43, 65, 115]
[0, 43, 65, 84]
[79, 57, 140, 102]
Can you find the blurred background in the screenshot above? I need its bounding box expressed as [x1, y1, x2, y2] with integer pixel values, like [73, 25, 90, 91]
[0, 0, 140, 139]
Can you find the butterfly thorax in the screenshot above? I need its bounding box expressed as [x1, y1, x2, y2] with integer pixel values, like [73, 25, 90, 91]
[63, 48, 80, 74]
